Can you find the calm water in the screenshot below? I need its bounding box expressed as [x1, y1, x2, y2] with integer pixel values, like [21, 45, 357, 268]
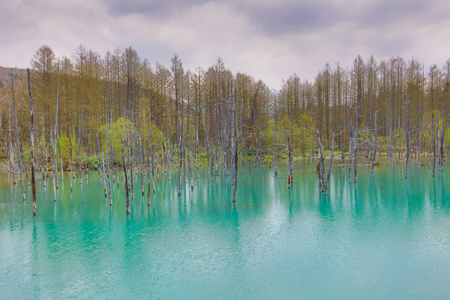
[1, 162, 450, 299]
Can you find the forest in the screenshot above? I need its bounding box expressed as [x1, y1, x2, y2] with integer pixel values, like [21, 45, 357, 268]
[0, 44, 449, 212]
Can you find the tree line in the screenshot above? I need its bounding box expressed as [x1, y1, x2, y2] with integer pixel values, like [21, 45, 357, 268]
[0, 45, 449, 209]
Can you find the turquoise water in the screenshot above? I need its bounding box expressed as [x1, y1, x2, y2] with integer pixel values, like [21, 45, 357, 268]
[1, 163, 450, 299]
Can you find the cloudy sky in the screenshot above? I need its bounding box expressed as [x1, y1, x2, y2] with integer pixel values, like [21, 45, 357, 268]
[1, 0, 450, 89]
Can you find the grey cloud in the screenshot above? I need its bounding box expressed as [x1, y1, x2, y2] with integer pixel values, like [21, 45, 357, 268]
[239, 2, 341, 36]
[364, 35, 414, 57]
[1, 0, 450, 88]
[355, 0, 429, 28]
[105, 0, 211, 17]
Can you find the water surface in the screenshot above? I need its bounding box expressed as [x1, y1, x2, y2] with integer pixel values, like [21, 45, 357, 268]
[1, 163, 450, 299]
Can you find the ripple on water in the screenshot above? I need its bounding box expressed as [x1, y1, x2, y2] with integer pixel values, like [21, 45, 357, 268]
[1, 165, 450, 299]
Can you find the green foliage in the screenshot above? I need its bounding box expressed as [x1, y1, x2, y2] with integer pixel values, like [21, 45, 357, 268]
[99, 117, 164, 164]
[86, 155, 99, 170]
[445, 131, 450, 149]
[140, 120, 164, 149]
[21, 141, 31, 163]
[265, 114, 315, 155]
[58, 133, 79, 167]
[392, 128, 404, 144]
[99, 117, 135, 158]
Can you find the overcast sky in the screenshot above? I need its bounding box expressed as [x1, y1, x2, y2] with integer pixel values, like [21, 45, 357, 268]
[1, 0, 450, 89]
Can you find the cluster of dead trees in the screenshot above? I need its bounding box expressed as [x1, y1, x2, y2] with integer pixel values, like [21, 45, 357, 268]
[1, 45, 449, 214]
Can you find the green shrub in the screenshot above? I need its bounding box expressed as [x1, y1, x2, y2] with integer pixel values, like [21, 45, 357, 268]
[86, 155, 99, 170]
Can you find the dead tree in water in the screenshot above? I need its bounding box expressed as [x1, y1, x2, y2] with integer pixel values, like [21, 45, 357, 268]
[146, 141, 151, 206]
[121, 135, 130, 214]
[273, 112, 278, 176]
[286, 129, 293, 189]
[317, 130, 325, 188]
[69, 125, 75, 181]
[178, 155, 183, 196]
[50, 130, 57, 201]
[196, 115, 200, 179]
[8, 133, 16, 184]
[232, 93, 238, 203]
[100, 152, 107, 197]
[353, 128, 358, 184]
[418, 115, 424, 165]
[371, 111, 378, 174]
[403, 95, 413, 179]
[316, 130, 335, 196]
[104, 101, 112, 206]
[55, 65, 63, 182]
[325, 133, 335, 196]
[11, 70, 26, 201]
[78, 118, 83, 184]
[348, 125, 353, 179]
[138, 120, 144, 196]
[150, 114, 156, 193]
[82, 109, 88, 181]
[439, 106, 445, 172]
[340, 122, 345, 167]
[428, 111, 432, 169]
[27, 69, 37, 215]
[405, 124, 411, 179]
[432, 115, 436, 177]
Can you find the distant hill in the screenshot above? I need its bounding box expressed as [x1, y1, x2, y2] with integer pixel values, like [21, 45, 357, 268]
[0, 66, 26, 89]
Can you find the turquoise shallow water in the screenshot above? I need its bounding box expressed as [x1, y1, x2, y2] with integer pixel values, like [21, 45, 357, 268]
[1, 162, 450, 299]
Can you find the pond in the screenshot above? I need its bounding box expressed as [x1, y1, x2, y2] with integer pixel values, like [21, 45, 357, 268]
[1, 162, 450, 299]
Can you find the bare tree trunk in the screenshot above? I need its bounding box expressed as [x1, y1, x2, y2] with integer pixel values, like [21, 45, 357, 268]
[110, 110, 115, 183]
[138, 121, 144, 196]
[101, 153, 107, 197]
[405, 127, 411, 179]
[82, 109, 88, 181]
[122, 135, 130, 215]
[317, 130, 325, 189]
[371, 111, 378, 173]
[69, 126, 75, 180]
[50, 130, 57, 202]
[232, 102, 238, 203]
[340, 122, 345, 167]
[57, 135, 63, 182]
[323, 133, 335, 196]
[55, 65, 63, 182]
[348, 126, 353, 179]
[440, 106, 445, 172]
[286, 129, 293, 189]
[106, 152, 112, 206]
[27, 69, 37, 215]
[429, 111, 432, 169]
[432, 115, 436, 177]
[178, 156, 183, 196]
[104, 102, 112, 205]
[44, 144, 49, 182]
[273, 115, 277, 176]
[389, 98, 393, 162]
[196, 116, 200, 179]
[150, 113, 156, 193]
[146, 141, 151, 206]
[353, 127, 358, 183]
[210, 144, 214, 182]
[78, 118, 83, 184]
[10, 70, 26, 201]
[311, 128, 315, 164]
[8, 132, 16, 184]
[167, 134, 171, 180]
[418, 115, 424, 165]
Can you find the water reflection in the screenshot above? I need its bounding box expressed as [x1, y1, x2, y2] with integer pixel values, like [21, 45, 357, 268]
[1, 163, 450, 299]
